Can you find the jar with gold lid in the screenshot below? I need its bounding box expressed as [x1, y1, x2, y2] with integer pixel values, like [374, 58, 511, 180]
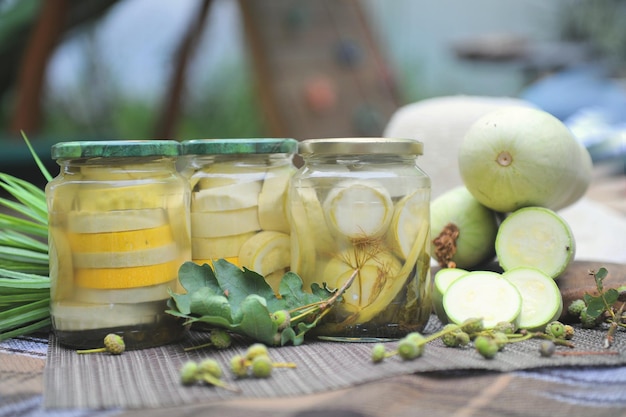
[288, 137, 431, 338]
[180, 138, 297, 293]
[45, 140, 191, 349]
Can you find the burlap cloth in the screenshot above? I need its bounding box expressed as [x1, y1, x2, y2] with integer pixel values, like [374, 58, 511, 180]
[42, 314, 626, 410]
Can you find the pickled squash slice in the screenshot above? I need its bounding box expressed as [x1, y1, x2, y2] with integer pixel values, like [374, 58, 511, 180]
[323, 179, 393, 240]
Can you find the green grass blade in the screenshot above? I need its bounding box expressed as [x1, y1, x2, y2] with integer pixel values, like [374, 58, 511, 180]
[0, 174, 48, 223]
[0, 230, 48, 253]
[0, 263, 49, 275]
[21, 131, 53, 182]
[0, 298, 50, 329]
[0, 291, 50, 305]
[0, 196, 46, 225]
[0, 268, 50, 284]
[0, 317, 51, 342]
[0, 213, 48, 237]
[0, 246, 49, 265]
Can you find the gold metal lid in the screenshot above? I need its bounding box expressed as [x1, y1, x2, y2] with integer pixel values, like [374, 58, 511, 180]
[298, 137, 423, 156]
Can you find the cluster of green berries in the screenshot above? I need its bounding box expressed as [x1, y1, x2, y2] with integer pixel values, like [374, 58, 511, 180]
[370, 317, 578, 362]
[179, 358, 239, 392]
[230, 343, 297, 378]
[568, 299, 601, 328]
[371, 332, 426, 363]
[539, 321, 575, 357]
[180, 342, 297, 390]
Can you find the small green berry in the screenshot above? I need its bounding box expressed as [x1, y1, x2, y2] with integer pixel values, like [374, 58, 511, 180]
[209, 329, 232, 350]
[545, 321, 566, 339]
[180, 361, 199, 385]
[474, 335, 498, 359]
[539, 340, 556, 357]
[371, 343, 386, 363]
[455, 331, 470, 346]
[271, 310, 291, 331]
[246, 343, 269, 361]
[493, 321, 515, 335]
[492, 332, 508, 351]
[103, 333, 125, 355]
[461, 318, 484, 335]
[198, 358, 222, 379]
[230, 354, 249, 378]
[397, 337, 423, 360]
[567, 299, 586, 316]
[251, 355, 273, 378]
[441, 331, 460, 347]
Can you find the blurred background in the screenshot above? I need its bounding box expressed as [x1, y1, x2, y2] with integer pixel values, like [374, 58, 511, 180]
[1, 0, 625, 187]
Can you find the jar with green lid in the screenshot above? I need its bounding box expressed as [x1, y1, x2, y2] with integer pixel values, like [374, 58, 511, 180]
[45, 140, 191, 349]
[181, 138, 298, 293]
[288, 137, 431, 338]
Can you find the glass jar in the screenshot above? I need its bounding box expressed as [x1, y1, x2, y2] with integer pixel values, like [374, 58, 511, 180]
[181, 138, 297, 293]
[45, 140, 191, 349]
[288, 137, 431, 338]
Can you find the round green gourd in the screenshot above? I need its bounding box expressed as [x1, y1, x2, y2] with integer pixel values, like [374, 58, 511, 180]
[430, 186, 499, 269]
[458, 106, 592, 213]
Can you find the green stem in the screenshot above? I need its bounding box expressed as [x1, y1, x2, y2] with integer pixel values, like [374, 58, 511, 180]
[76, 347, 107, 354]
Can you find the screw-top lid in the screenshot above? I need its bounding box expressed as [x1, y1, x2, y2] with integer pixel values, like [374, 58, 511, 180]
[51, 140, 181, 159]
[181, 138, 298, 155]
[298, 137, 423, 156]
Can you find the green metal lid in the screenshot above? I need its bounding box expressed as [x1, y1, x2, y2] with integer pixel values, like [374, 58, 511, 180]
[298, 137, 423, 156]
[181, 138, 298, 155]
[51, 140, 181, 159]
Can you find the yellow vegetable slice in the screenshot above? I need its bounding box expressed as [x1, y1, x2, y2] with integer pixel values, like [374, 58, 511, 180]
[190, 207, 260, 238]
[388, 189, 429, 260]
[298, 186, 335, 252]
[67, 224, 175, 253]
[192, 257, 241, 268]
[67, 208, 167, 233]
[323, 179, 393, 240]
[191, 232, 256, 259]
[238, 231, 290, 276]
[258, 166, 294, 233]
[70, 183, 171, 211]
[191, 181, 262, 212]
[323, 249, 402, 311]
[74, 259, 180, 289]
[287, 188, 317, 279]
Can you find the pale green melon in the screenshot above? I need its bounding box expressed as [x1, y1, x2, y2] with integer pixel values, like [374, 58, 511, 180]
[458, 107, 592, 213]
[430, 186, 498, 269]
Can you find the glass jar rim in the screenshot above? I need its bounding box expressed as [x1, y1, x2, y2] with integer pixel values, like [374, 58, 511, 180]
[298, 137, 423, 156]
[181, 138, 297, 155]
[51, 140, 181, 159]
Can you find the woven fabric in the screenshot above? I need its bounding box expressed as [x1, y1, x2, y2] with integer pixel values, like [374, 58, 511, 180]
[43, 315, 626, 410]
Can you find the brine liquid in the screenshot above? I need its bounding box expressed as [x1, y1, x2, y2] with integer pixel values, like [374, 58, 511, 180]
[46, 163, 191, 349]
[289, 180, 432, 338]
